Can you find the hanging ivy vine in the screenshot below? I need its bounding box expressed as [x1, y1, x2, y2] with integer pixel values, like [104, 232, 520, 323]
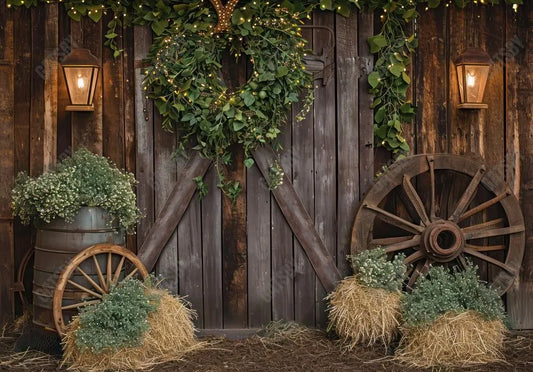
[7, 0, 523, 159]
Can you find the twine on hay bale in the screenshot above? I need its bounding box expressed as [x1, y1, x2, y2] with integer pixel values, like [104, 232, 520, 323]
[395, 310, 507, 368]
[62, 288, 202, 371]
[327, 276, 401, 348]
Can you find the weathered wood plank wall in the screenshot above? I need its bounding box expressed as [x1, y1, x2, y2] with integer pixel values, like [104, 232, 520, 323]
[1, 3, 531, 330]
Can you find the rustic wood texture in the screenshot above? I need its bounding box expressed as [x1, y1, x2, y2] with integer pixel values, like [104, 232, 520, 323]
[0, 4, 15, 325]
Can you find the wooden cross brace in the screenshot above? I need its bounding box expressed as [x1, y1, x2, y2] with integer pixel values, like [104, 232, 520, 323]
[209, 0, 240, 33]
[137, 147, 342, 293]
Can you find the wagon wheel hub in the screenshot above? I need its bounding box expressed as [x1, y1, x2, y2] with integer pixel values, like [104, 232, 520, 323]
[421, 220, 465, 262]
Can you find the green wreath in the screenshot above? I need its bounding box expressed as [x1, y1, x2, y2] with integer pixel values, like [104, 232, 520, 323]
[143, 2, 313, 195]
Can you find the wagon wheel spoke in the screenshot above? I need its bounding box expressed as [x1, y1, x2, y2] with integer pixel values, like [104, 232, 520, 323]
[107, 252, 113, 288]
[75, 266, 106, 295]
[464, 225, 524, 240]
[407, 259, 431, 289]
[61, 299, 101, 311]
[463, 248, 517, 275]
[124, 267, 139, 281]
[404, 249, 426, 265]
[427, 155, 436, 219]
[457, 253, 469, 270]
[113, 256, 126, 284]
[383, 235, 421, 253]
[402, 175, 430, 226]
[449, 166, 486, 222]
[462, 218, 505, 233]
[67, 279, 102, 299]
[465, 243, 506, 252]
[92, 255, 108, 292]
[371, 236, 415, 246]
[364, 204, 424, 234]
[458, 189, 511, 223]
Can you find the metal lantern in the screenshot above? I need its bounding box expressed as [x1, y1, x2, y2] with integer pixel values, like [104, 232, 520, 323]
[61, 49, 100, 111]
[455, 48, 492, 109]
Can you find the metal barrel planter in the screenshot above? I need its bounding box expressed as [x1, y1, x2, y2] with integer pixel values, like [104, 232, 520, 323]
[33, 207, 124, 330]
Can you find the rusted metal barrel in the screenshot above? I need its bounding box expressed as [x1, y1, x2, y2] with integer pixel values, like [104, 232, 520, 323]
[33, 207, 124, 330]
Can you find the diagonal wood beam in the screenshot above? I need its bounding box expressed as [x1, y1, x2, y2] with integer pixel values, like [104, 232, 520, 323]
[253, 146, 342, 292]
[137, 152, 211, 271]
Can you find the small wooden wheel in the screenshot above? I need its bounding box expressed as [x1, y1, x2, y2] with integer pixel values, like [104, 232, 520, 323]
[351, 154, 525, 295]
[53, 244, 149, 335]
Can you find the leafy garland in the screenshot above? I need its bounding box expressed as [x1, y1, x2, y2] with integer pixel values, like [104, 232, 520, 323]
[7, 0, 523, 158]
[142, 2, 313, 196]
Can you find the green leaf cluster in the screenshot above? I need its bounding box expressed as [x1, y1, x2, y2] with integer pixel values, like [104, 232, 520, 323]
[12, 149, 141, 232]
[402, 264, 506, 327]
[348, 247, 406, 292]
[142, 1, 312, 197]
[75, 279, 161, 353]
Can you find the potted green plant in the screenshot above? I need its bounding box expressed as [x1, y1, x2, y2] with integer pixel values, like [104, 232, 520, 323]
[12, 149, 143, 329]
[12, 148, 141, 232]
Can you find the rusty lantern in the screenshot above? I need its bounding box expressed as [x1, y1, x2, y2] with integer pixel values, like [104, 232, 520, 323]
[61, 49, 100, 111]
[455, 47, 492, 109]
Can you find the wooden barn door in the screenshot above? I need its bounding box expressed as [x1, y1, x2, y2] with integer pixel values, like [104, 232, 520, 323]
[133, 11, 375, 332]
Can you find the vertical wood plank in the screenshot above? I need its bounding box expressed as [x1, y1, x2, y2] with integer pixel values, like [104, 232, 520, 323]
[357, 11, 374, 202]
[102, 13, 125, 166]
[134, 25, 155, 249]
[0, 4, 15, 325]
[271, 114, 294, 321]
[292, 19, 315, 327]
[415, 6, 448, 154]
[313, 10, 336, 328]
[153, 114, 178, 293]
[506, 2, 532, 329]
[336, 11, 359, 278]
[57, 8, 72, 158]
[202, 166, 223, 329]
[71, 18, 103, 153]
[221, 53, 248, 329]
[13, 7, 32, 313]
[43, 3, 58, 170]
[178, 193, 204, 327]
[247, 163, 271, 327]
[29, 6, 45, 176]
[123, 24, 137, 252]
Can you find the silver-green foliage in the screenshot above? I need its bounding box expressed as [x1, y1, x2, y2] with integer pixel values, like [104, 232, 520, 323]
[349, 247, 406, 292]
[12, 149, 141, 231]
[402, 264, 505, 327]
[75, 279, 160, 353]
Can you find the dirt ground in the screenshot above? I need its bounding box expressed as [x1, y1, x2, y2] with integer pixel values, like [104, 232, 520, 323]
[1, 325, 533, 371]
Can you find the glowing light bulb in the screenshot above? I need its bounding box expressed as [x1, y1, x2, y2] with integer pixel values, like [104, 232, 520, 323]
[77, 75, 86, 89]
[466, 72, 476, 88]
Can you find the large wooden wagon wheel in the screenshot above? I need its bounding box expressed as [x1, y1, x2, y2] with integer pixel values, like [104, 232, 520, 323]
[351, 154, 525, 295]
[53, 244, 149, 335]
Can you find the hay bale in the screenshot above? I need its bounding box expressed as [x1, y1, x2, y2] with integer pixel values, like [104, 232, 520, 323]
[62, 288, 202, 371]
[327, 276, 401, 348]
[395, 310, 507, 368]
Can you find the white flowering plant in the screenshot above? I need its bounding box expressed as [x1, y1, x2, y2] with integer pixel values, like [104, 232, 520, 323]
[348, 247, 406, 292]
[12, 149, 141, 232]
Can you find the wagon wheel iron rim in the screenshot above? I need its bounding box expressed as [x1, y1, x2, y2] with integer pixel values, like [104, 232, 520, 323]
[351, 154, 525, 295]
[52, 244, 149, 335]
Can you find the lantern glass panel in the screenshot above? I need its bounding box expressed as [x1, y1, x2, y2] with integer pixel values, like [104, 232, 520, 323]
[63, 66, 97, 105]
[463, 65, 489, 104]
